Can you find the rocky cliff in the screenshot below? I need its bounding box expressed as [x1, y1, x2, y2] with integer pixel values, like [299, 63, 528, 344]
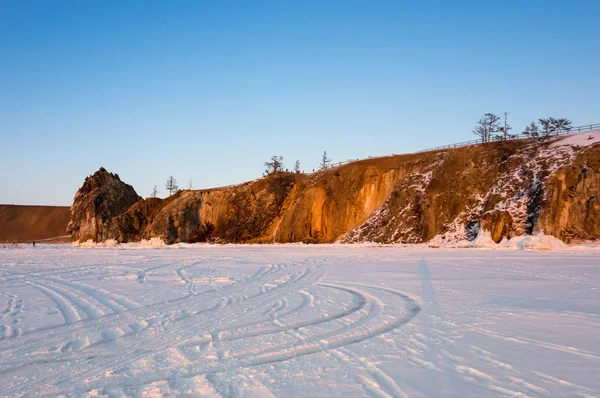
[67, 168, 141, 242]
[68, 132, 600, 244]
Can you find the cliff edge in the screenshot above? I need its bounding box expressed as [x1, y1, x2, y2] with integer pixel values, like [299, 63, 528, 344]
[68, 132, 600, 245]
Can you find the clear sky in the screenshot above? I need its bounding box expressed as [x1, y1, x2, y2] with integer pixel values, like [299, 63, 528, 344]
[1, 0, 599, 205]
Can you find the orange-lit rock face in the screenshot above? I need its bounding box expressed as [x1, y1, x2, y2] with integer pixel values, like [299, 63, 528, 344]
[68, 167, 141, 243]
[537, 145, 600, 242]
[69, 135, 600, 245]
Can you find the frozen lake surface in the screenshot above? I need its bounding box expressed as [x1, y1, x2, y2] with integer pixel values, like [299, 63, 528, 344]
[1, 244, 599, 397]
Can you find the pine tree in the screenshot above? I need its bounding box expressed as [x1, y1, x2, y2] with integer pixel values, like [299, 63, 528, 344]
[553, 118, 572, 133]
[539, 118, 557, 139]
[165, 176, 178, 196]
[523, 122, 539, 138]
[320, 151, 331, 169]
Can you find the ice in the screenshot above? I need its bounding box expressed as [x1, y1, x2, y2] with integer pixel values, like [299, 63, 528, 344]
[1, 243, 599, 397]
[501, 232, 568, 250]
[72, 239, 119, 248]
[433, 231, 570, 251]
[469, 229, 498, 248]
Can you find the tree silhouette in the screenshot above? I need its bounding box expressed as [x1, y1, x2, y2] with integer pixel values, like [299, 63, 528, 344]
[320, 151, 331, 169]
[165, 176, 178, 196]
[496, 112, 512, 140]
[539, 117, 572, 140]
[522, 122, 539, 139]
[264, 156, 284, 175]
[473, 113, 500, 145]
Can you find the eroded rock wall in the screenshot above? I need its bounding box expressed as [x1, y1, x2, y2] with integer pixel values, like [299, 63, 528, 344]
[344, 137, 600, 244]
[69, 134, 600, 245]
[67, 168, 141, 242]
[537, 144, 600, 242]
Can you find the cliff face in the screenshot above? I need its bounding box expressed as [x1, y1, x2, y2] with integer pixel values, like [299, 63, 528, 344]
[69, 132, 600, 245]
[344, 134, 600, 245]
[104, 178, 284, 244]
[537, 144, 600, 242]
[67, 168, 141, 242]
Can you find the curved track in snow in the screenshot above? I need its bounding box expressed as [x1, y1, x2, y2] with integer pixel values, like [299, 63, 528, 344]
[0, 250, 419, 397]
[3, 245, 598, 398]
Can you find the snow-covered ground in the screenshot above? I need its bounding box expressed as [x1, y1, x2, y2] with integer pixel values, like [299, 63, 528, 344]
[1, 244, 599, 397]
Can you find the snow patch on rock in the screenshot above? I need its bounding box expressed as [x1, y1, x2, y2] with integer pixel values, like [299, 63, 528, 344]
[551, 130, 600, 148]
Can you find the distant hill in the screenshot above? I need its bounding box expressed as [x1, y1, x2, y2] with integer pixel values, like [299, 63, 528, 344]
[0, 205, 71, 243]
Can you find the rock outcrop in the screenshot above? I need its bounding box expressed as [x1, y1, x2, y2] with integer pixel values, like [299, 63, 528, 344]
[68, 132, 600, 245]
[107, 197, 166, 243]
[139, 191, 205, 244]
[537, 144, 600, 242]
[106, 178, 284, 244]
[67, 167, 141, 242]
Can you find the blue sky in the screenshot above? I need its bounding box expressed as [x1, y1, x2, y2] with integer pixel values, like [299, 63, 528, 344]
[1, 0, 599, 205]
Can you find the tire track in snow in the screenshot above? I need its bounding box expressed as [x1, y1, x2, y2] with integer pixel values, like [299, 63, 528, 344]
[228, 282, 377, 360]
[428, 257, 600, 290]
[269, 285, 410, 398]
[334, 349, 409, 398]
[532, 371, 597, 396]
[85, 280, 420, 395]
[42, 277, 138, 314]
[35, 265, 325, 395]
[28, 278, 105, 320]
[0, 264, 103, 283]
[471, 326, 600, 362]
[4, 259, 333, 396]
[0, 259, 184, 335]
[160, 285, 355, 368]
[24, 281, 81, 325]
[220, 284, 367, 344]
[0, 257, 300, 361]
[3, 255, 420, 397]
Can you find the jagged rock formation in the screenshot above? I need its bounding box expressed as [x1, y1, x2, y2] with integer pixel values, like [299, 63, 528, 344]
[104, 178, 283, 244]
[107, 197, 167, 243]
[67, 167, 141, 242]
[109, 191, 207, 244]
[69, 132, 600, 245]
